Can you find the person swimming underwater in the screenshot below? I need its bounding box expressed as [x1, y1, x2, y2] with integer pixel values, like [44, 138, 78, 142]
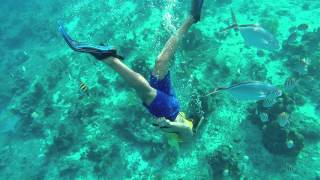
[59, 0, 205, 142]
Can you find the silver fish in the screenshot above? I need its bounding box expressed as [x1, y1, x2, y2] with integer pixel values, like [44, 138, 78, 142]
[221, 10, 280, 51]
[240, 26, 280, 51]
[259, 112, 269, 122]
[205, 81, 279, 101]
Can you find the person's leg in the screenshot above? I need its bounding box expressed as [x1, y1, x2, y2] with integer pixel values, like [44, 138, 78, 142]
[103, 57, 156, 105]
[152, 16, 196, 80]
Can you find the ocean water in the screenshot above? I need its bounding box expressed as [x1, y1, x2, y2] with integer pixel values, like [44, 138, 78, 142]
[0, 0, 320, 179]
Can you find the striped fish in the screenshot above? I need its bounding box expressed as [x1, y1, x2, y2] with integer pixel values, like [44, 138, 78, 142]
[263, 98, 277, 108]
[266, 89, 282, 100]
[259, 112, 269, 122]
[284, 78, 296, 92]
[277, 112, 290, 127]
[80, 81, 89, 94]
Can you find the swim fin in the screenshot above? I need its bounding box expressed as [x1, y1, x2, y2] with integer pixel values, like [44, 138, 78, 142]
[191, 0, 204, 23]
[58, 23, 124, 60]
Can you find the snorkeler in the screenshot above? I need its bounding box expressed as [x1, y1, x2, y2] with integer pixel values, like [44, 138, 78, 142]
[59, 0, 204, 142]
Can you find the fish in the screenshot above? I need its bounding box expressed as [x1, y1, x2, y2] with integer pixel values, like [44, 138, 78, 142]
[286, 32, 298, 44]
[277, 112, 290, 127]
[263, 98, 277, 108]
[80, 81, 89, 94]
[259, 112, 269, 122]
[220, 9, 280, 51]
[297, 23, 309, 31]
[204, 81, 279, 101]
[284, 78, 296, 92]
[266, 89, 282, 100]
[239, 26, 280, 51]
[292, 58, 309, 75]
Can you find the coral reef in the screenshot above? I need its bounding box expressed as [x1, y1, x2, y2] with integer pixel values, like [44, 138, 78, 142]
[207, 145, 242, 179]
[46, 124, 77, 158]
[87, 143, 125, 177]
[262, 121, 304, 157]
[10, 82, 46, 137]
[248, 91, 306, 157]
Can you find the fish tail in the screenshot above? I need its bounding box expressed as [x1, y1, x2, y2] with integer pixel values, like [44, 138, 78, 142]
[231, 8, 239, 31]
[200, 88, 221, 98]
[219, 9, 239, 33]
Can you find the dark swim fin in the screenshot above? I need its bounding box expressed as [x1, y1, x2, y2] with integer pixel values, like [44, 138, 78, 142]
[58, 23, 124, 60]
[191, 0, 204, 23]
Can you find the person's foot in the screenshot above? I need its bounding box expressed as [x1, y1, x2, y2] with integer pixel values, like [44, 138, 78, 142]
[190, 0, 204, 23]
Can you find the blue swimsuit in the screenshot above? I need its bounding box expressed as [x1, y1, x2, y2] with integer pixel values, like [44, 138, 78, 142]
[143, 72, 180, 121]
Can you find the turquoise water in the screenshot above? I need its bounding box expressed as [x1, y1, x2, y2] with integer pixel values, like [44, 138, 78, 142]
[0, 0, 320, 179]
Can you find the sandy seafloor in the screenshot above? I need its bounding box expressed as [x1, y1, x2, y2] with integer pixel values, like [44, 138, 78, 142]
[0, 0, 319, 179]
